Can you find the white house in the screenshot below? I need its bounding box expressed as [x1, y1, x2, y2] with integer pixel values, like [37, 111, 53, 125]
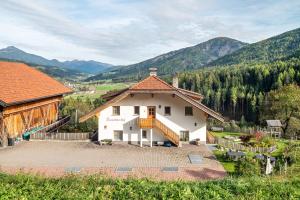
[80, 69, 223, 147]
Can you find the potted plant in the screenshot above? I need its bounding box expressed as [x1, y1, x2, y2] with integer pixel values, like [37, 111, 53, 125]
[195, 138, 201, 146]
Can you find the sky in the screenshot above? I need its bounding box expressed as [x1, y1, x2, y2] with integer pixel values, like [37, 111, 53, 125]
[0, 0, 300, 65]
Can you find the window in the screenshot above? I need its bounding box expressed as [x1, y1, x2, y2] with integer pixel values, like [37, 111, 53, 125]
[134, 106, 140, 115]
[164, 106, 171, 115]
[112, 106, 120, 116]
[113, 130, 123, 141]
[142, 130, 147, 139]
[180, 131, 189, 141]
[185, 106, 193, 116]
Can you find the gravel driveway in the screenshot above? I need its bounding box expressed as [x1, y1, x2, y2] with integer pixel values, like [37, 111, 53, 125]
[0, 141, 226, 180]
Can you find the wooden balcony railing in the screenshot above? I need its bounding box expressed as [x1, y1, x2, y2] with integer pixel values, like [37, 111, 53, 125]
[137, 118, 179, 146]
[138, 118, 154, 128]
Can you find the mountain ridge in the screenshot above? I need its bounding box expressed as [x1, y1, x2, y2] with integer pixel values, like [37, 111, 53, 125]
[208, 27, 300, 66]
[0, 46, 113, 74]
[87, 37, 247, 81]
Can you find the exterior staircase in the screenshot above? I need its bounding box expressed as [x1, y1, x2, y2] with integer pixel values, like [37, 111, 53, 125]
[138, 118, 180, 146]
[206, 131, 216, 144]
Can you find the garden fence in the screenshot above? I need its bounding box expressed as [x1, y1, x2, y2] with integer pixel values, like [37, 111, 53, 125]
[30, 132, 90, 140]
[216, 137, 276, 153]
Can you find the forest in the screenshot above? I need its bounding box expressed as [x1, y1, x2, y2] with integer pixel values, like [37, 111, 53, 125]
[179, 57, 300, 124]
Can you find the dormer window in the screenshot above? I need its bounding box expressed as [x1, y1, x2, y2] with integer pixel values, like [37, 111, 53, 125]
[164, 106, 171, 116]
[113, 106, 120, 116]
[134, 106, 140, 115]
[185, 106, 193, 116]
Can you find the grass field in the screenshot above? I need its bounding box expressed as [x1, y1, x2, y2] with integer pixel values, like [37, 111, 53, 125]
[95, 83, 129, 92]
[0, 173, 299, 199]
[66, 82, 132, 100]
[211, 131, 245, 138]
[213, 150, 236, 174]
[66, 93, 102, 100]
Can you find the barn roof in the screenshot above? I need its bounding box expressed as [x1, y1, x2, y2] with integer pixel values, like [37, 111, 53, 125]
[266, 120, 282, 127]
[0, 61, 72, 107]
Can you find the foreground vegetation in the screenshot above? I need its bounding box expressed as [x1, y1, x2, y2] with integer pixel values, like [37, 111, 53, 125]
[0, 173, 299, 200]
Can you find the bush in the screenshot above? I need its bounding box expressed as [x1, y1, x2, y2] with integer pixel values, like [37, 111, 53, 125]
[0, 173, 299, 199]
[254, 131, 264, 142]
[236, 157, 260, 176]
[260, 136, 275, 147]
[240, 135, 252, 143]
[59, 96, 104, 132]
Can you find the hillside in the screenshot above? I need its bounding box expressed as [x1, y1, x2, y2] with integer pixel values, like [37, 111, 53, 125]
[87, 37, 246, 81]
[0, 46, 113, 74]
[0, 58, 87, 81]
[209, 27, 300, 66]
[179, 54, 300, 122]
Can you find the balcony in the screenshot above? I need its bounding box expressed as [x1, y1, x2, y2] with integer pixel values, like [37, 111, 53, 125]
[138, 118, 154, 128]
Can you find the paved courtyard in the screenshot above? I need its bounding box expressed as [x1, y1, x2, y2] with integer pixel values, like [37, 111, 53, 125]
[0, 141, 226, 180]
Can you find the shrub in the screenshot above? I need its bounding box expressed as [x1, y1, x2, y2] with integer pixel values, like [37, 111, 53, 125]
[254, 131, 264, 142]
[236, 157, 260, 176]
[260, 136, 275, 147]
[239, 135, 252, 143]
[1, 173, 298, 199]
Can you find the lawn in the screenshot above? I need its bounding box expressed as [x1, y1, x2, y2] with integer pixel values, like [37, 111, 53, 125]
[213, 150, 236, 174]
[66, 93, 102, 100]
[270, 139, 290, 157]
[95, 83, 129, 92]
[65, 82, 132, 100]
[211, 131, 245, 138]
[0, 173, 299, 199]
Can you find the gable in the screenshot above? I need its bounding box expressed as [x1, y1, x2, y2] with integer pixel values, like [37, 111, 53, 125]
[130, 76, 173, 90]
[79, 74, 223, 123]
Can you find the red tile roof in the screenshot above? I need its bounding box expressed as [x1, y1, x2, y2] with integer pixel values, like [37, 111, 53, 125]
[130, 75, 173, 90]
[0, 61, 72, 106]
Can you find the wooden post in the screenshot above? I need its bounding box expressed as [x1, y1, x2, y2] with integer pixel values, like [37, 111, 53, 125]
[0, 114, 8, 147]
[140, 129, 143, 147]
[0, 121, 8, 147]
[150, 128, 153, 147]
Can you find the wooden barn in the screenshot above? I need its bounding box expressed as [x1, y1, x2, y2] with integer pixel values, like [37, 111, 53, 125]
[0, 61, 72, 147]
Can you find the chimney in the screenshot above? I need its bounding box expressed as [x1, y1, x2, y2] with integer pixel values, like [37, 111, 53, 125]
[149, 67, 157, 76]
[172, 73, 179, 88]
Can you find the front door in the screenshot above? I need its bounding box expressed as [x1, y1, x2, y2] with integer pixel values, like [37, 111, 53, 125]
[148, 106, 156, 118]
[180, 131, 189, 141]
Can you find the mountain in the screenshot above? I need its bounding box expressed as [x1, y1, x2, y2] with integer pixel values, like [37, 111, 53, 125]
[0, 57, 87, 81]
[209, 27, 300, 66]
[87, 37, 246, 81]
[0, 46, 61, 66]
[62, 60, 112, 74]
[0, 46, 113, 74]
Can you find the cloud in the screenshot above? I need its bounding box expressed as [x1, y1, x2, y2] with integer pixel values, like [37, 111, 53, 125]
[0, 0, 299, 65]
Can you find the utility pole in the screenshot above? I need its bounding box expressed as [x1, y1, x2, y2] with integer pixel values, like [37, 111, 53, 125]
[75, 109, 78, 127]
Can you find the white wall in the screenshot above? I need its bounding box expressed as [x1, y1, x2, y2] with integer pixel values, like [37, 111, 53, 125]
[98, 93, 207, 143]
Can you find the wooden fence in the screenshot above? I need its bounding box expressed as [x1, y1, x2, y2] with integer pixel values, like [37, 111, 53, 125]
[216, 137, 276, 153]
[30, 132, 90, 140]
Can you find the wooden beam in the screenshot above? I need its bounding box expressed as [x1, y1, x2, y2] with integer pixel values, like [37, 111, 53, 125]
[3, 97, 61, 116]
[27, 109, 35, 129]
[20, 111, 29, 130]
[39, 107, 46, 126]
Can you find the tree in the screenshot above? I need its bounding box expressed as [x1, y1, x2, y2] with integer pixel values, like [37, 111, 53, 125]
[263, 84, 300, 137]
